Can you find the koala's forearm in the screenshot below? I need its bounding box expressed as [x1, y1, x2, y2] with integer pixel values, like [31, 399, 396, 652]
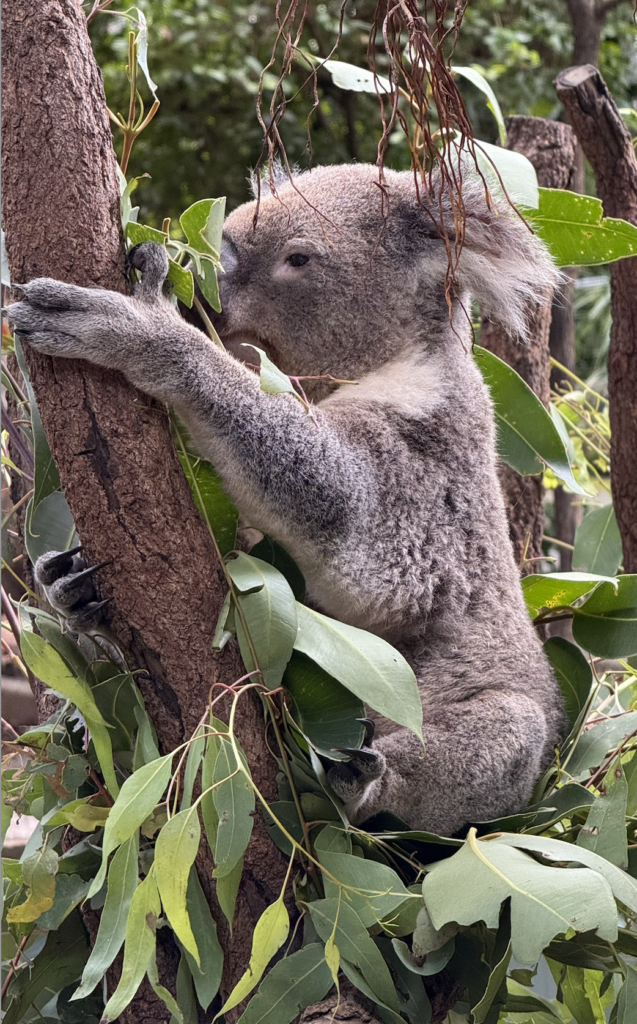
[70, 314, 363, 544]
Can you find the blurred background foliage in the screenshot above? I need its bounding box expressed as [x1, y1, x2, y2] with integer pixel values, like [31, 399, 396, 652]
[88, 0, 636, 382]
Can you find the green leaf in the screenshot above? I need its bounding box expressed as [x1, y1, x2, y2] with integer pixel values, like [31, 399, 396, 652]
[242, 343, 305, 405]
[294, 604, 422, 742]
[217, 857, 243, 932]
[173, 955, 198, 1024]
[339, 962, 406, 1024]
[219, 896, 290, 1018]
[24, 491, 77, 564]
[181, 726, 206, 810]
[173, 419, 238, 556]
[226, 552, 298, 689]
[320, 58, 392, 94]
[573, 505, 623, 577]
[31, 395, 60, 512]
[577, 757, 628, 868]
[72, 833, 140, 1001]
[212, 735, 255, 878]
[492, 832, 637, 914]
[180, 197, 226, 260]
[314, 827, 413, 928]
[543, 637, 592, 728]
[101, 869, 161, 1022]
[423, 829, 618, 964]
[20, 630, 118, 797]
[566, 712, 637, 777]
[36, 873, 89, 930]
[572, 575, 637, 658]
[119, 172, 148, 231]
[561, 966, 598, 1024]
[615, 965, 637, 1024]
[87, 752, 173, 899]
[456, 138, 538, 208]
[522, 571, 617, 618]
[249, 536, 306, 601]
[472, 940, 512, 1024]
[147, 950, 183, 1024]
[2, 911, 90, 1024]
[453, 65, 506, 145]
[236, 943, 333, 1024]
[474, 346, 587, 492]
[308, 898, 400, 1012]
[523, 188, 637, 266]
[168, 259, 195, 307]
[283, 651, 365, 757]
[183, 869, 223, 1010]
[155, 806, 201, 964]
[7, 846, 58, 923]
[127, 221, 168, 246]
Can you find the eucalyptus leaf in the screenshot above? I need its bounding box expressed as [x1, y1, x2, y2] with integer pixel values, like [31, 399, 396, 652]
[453, 65, 506, 145]
[423, 829, 618, 964]
[284, 651, 365, 756]
[219, 896, 290, 1018]
[577, 758, 628, 868]
[543, 637, 592, 728]
[36, 873, 89, 931]
[320, 58, 392, 94]
[294, 604, 422, 741]
[25, 491, 77, 565]
[573, 505, 623, 577]
[87, 752, 173, 899]
[72, 833, 140, 1001]
[308, 898, 400, 1011]
[236, 944, 333, 1024]
[183, 869, 223, 1010]
[474, 346, 587, 492]
[2, 911, 89, 1024]
[7, 846, 58, 923]
[522, 571, 616, 618]
[173, 418, 238, 555]
[155, 806, 201, 963]
[101, 870, 161, 1022]
[20, 631, 118, 798]
[168, 259, 195, 307]
[180, 197, 226, 259]
[523, 188, 637, 266]
[572, 575, 637, 658]
[566, 712, 637, 778]
[212, 735, 255, 878]
[227, 552, 298, 688]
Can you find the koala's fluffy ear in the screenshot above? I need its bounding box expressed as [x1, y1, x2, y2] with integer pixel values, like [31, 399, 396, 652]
[456, 177, 562, 340]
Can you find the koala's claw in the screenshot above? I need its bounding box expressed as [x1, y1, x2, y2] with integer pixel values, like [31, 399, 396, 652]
[357, 717, 376, 745]
[126, 242, 169, 302]
[327, 747, 386, 806]
[34, 545, 84, 586]
[34, 548, 111, 634]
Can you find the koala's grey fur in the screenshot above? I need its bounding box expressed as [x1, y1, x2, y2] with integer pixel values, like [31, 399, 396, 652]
[7, 163, 566, 836]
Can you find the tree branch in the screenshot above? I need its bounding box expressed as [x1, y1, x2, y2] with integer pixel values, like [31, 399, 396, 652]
[555, 65, 637, 571]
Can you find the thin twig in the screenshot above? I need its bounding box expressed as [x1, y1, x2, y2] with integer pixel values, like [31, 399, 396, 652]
[1, 933, 30, 1002]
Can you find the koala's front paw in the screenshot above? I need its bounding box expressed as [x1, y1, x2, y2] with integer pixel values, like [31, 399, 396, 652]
[327, 747, 386, 806]
[35, 546, 111, 634]
[3, 244, 170, 367]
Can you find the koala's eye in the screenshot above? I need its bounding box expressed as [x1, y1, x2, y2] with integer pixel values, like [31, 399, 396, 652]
[286, 253, 310, 268]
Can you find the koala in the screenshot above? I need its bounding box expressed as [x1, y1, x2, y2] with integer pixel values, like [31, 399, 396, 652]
[7, 163, 566, 836]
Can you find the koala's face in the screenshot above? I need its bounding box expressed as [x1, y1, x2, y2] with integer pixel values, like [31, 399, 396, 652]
[213, 164, 449, 380]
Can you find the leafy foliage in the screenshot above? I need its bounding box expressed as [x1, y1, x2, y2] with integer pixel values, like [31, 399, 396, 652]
[3, 12, 637, 1024]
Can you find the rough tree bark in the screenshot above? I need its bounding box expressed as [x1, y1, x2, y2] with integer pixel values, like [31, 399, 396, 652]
[556, 65, 637, 572]
[1, 3, 287, 1020]
[481, 116, 576, 570]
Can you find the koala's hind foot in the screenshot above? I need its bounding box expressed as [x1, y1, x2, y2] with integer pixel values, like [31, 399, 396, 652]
[35, 546, 111, 633]
[327, 746, 387, 811]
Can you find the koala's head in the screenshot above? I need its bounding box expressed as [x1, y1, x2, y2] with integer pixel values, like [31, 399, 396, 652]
[213, 163, 558, 380]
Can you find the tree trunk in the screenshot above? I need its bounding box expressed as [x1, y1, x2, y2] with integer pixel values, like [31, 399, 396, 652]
[555, 65, 637, 572]
[1, 2, 286, 1019]
[481, 116, 577, 570]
